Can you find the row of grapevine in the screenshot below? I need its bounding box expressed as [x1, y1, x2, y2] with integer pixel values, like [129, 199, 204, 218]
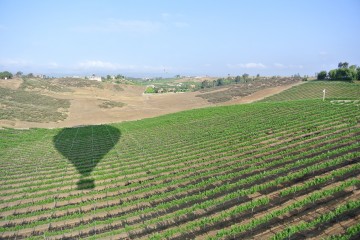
[0, 99, 359, 239]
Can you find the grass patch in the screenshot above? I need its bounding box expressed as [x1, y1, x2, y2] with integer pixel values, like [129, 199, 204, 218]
[112, 84, 123, 91]
[20, 78, 73, 92]
[98, 100, 126, 109]
[56, 78, 104, 88]
[0, 87, 70, 122]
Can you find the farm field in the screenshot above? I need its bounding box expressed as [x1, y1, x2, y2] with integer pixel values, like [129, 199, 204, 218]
[1, 94, 360, 239]
[0, 77, 301, 129]
[261, 80, 360, 102]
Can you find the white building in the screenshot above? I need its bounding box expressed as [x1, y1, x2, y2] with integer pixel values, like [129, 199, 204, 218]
[88, 75, 102, 81]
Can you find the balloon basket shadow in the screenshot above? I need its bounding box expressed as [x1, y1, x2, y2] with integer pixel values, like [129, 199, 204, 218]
[77, 178, 95, 190]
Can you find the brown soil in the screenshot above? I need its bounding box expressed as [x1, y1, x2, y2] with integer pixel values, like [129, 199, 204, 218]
[0, 79, 302, 129]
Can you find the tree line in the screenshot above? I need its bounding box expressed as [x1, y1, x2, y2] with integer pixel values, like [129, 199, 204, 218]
[0, 71, 38, 79]
[200, 74, 253, 89]
[317, 62, 360, 81]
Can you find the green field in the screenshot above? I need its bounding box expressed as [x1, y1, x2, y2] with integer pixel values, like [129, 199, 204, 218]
[0, 81, 360, 239]
[261, 80, 360, 102]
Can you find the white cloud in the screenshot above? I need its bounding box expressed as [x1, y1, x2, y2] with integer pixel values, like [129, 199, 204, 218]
[76, 60, 136, 70]
[273, 63, 303, 69]
[72, 19, 161, 34]
[227, 63, 267, 69]
[274, 63, 285, 68]
[0, 59, 61, 72]
[0, 59, 32, 67]
[75, 60, 174, 73]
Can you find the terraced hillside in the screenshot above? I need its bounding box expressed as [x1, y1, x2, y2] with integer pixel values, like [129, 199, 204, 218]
[1, 100, 360, 239]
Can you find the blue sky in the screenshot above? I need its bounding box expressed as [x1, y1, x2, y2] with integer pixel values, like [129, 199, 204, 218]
[0, 0, 359, 77]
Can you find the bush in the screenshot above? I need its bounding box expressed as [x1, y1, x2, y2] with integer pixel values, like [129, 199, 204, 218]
[317, 71, 327, 80]
[145, 87, 156, 93]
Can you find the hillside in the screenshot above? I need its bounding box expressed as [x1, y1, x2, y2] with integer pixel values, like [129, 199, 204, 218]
[1, 97, 359, 239]
[261, 80, 360, 102]
[0, 77, 302, 128]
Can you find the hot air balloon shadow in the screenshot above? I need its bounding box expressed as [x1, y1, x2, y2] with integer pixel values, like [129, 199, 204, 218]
[54, 125, 120, 190]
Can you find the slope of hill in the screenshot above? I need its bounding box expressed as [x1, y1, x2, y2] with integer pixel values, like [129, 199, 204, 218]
[0, 77, 302, 128]
[0, 86, 70, 122]
[261, 80, 360, 102]
[1, 99, 359, 239]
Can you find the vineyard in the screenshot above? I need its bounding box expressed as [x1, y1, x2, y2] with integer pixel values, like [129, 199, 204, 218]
[261, 80, 360, 102]
[1, 90, 360, 238]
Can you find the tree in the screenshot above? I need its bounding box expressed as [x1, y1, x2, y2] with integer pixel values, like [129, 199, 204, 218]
[349, 65, 357, 80]
[357, 67, 360, 80]
[115, 74, 124, 79]
[324, 62, 358, 81]
[201, 80, 210, 89]
[15, 71, 23, 77]
[330, 68, 357, 81]
[293, 73, 301, 79]
[317, 71, 327, 80]
[235, 75, 241, 84]
[242, 73, 249, 79]
[27, 73, 34, 78]
[0, 71, 13, 79]
[216, 78, 224, 86]
[328, 69, 337, 80]
[338, 62, 349, 69]
[106, 75, 111, 80]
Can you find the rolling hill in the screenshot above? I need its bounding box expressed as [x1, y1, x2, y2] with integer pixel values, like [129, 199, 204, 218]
[0, 81, 359, 239]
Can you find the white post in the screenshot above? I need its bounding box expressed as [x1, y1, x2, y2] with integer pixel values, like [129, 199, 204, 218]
[323, 89, 326, 101]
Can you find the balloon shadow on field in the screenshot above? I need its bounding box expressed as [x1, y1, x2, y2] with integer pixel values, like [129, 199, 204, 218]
[53, 125, 121, 190]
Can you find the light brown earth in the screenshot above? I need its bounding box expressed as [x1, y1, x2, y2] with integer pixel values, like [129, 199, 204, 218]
[0, 79, 302, 129]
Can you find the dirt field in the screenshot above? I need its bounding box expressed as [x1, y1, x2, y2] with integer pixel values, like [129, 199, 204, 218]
[0, 78, 302, 129]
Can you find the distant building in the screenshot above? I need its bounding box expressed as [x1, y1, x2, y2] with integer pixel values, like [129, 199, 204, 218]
[35, 74, 46, 79]
[88, 74, 102, 81]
